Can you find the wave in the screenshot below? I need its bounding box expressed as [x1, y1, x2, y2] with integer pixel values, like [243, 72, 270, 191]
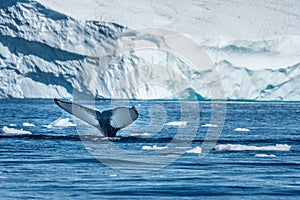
[215, 144, 291, 151]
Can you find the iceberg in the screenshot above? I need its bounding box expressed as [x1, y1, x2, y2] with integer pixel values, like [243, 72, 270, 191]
[0, 0, 299, 101]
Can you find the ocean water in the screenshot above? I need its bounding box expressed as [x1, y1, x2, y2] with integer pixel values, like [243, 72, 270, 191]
[0, 100, 299, 199]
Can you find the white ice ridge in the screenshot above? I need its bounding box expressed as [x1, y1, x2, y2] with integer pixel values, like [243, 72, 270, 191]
[142, 145, 168, 151]
[201, 124, 218, 128]
[255, 154, 276, 158]
[165, 121, 187, 126]
[186, 146, 202, 154]
[215, 144, 291, 151]
[46, 118, 76, 128]
[22, 122, 36, 127]
[2, 126, 32, 134]
[234, 128, 250, 132]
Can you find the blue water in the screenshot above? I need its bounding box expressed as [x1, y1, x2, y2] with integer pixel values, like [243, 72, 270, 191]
[0, 100, 299, 199]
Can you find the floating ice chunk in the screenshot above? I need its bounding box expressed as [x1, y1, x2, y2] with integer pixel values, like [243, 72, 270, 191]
[109, 174, 117, 177]
[130, 132, 151, 137]
[186, 146, 202, 154]
[234, 128, 250, 132]
[142, 145, 168, 151]
[2, 126, 32, 134]
[46, 118, 76, 128]
[22, 122, 36, 127]
[201, 123, 218, 127]
[165, 121, 187, 126]
[9, 124, 17, 127]
[215, 144, 291, 151]
[255, 154, 276, 157]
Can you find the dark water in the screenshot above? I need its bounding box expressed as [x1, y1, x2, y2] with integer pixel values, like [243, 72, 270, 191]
[0, 100, 299, 199]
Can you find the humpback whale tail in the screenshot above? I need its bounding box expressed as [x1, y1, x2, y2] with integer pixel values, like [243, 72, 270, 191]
[54, 98, 139, 137]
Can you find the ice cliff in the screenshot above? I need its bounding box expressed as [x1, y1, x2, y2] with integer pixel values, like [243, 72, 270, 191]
[0, 0, 299, 101]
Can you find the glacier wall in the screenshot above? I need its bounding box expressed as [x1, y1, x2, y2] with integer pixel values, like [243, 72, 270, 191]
[0, 0, 299, 101]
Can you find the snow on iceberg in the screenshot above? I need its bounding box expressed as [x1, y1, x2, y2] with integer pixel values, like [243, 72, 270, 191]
[2, 126, 32, 134]
[215, 144, 291, 151]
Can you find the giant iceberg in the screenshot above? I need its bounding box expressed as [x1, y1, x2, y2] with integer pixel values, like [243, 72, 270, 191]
[0, 0, 299, 101]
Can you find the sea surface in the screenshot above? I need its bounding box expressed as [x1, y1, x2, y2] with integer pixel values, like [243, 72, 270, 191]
[0, 100, 299, 199]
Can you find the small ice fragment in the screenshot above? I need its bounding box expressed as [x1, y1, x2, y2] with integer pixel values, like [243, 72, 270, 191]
[234, 128, 250, 132]
[255, 154, 276, 157]
[215, 144, 291, 151]
[2, 126, 32, 134]
[22, 122, 35, 127]
[47, 118, 76, 127]
[130, 132, 151, 137]
[109, 174, 117, 177]
[165, 121, 187, 126]
[186, 146, 202, 154]
[201, 123, 218, 127]
[142, 145, 168, 150]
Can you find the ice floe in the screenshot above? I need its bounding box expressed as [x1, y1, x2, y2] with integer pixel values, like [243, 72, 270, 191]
[142, 145, 168, 151]
[22, 122, 36, 127]
[2, 126, 32, 134]
[201, 124, 218, 127]
[215, 144, 291, 151]
[186, 146, 202, 154]
[234, 128, 250, 132]
[46, 118, 76, 128]
[254, 154, 276, 157]
[165, 121, 187, 126]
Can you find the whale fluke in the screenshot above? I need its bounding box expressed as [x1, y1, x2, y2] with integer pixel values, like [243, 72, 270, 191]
[54, 98, 139, 137]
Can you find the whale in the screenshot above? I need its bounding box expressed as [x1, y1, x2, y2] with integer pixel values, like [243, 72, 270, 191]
[54, 98, 139, 137]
